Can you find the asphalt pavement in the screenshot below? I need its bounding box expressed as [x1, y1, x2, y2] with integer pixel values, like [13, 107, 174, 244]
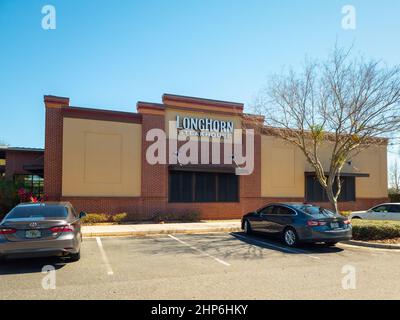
[0, 232, 399, 299]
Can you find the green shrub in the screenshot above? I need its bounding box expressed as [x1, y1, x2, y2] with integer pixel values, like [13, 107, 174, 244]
[154, 211, 200, 223]
[111, 213, 128, 223]
[82, 212, 128, 225]
[351, 220, 400, 240]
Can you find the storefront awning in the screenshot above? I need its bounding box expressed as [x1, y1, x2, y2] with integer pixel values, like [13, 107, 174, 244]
[304, 171, 370, 178]
[169, 164, 236, 174]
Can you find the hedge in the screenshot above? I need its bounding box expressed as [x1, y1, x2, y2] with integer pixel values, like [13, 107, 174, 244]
[351, 219, 400, 241]
[389, 193, 400, 202]
[81, 213, 128, 225]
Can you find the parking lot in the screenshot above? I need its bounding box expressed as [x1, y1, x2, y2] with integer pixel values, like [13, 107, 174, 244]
[0, 232, 399, 300]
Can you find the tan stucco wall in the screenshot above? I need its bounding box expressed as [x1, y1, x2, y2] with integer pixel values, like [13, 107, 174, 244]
[261, 135, 388, 198]
[352, 145, 388, 198]
[62, 118, 142, 197]
[261, 136, 305, 197]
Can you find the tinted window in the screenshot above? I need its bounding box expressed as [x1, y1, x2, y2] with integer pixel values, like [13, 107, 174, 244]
[259, 206, 274, 215]
[390, 205, 400, 212]
[372, 205, 390, 213]
[6, 205, 68, 219]
[169, 171, 193, 202]
[293, 205, 336, 218]
[218, 173, 239, 202]
[195, 172, 217, 202]
[169, 171, 239, 203]
[306, 175, 355, 202]
[276, 206, 295, 215]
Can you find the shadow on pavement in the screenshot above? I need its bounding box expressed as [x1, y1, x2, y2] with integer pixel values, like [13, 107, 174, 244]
[0, 257, 67, 275]
[230, 232, 344, 255]
[108, 232, 343, 262]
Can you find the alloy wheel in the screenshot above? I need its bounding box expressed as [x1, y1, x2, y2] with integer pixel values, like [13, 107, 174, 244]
[284, 229, 296, 246]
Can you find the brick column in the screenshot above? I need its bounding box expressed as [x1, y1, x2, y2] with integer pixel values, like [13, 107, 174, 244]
[137, 103, 168, 218]
[43, 95, 69, 200]
[240, 115, 264, 211]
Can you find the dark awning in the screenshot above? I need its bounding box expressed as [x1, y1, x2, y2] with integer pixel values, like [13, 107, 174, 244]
[23, 164, 44, 178]
[169, 164, 236, 174]
[305, 171, 370, 178]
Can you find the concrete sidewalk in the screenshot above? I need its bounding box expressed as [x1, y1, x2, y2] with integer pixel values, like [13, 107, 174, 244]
[82, 220, 242, 237]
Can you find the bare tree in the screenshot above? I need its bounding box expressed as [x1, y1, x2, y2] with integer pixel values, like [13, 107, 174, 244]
[390, 160, 400, 194]
[253, 46, 400, 213]
[0, 139, 9, 147]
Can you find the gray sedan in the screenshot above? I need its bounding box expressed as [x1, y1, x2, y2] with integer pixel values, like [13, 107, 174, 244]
[242, 203, 352, 247]
[0, 202, 86, 261]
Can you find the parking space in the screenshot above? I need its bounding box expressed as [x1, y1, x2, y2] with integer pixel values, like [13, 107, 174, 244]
[0, 232, 399, 299]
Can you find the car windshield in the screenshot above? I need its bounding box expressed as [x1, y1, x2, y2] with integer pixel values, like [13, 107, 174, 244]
[292, 205, 337, 218]
[5, 205, 68, 219]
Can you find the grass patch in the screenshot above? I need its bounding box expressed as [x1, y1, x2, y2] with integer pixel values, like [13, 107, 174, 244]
[82, 213, 128, 225]
[351, 219, 400, 241]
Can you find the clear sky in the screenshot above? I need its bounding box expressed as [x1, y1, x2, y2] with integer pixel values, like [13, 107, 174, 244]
[0, 0, 399, 166]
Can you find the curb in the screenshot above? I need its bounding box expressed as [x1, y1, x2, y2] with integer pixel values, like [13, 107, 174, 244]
[83, 227, 242, 238]
[342, 240, 400, 250]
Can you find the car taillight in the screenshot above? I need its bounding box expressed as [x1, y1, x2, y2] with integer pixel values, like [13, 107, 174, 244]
[0, 228, 16, 235]
[50, 225, 74, 233]
[307, 220, 327, 226]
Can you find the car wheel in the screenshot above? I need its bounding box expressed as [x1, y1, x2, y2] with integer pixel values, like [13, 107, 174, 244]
[351, 216, 361, 219]
[69, 251, 80, 262]
[283, 227, 298, 247]
[324, 241, 338, 247]
[244, 220, 252, 235]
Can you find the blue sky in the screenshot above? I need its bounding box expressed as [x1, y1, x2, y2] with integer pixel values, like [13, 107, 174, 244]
[0, 0, 399, 166]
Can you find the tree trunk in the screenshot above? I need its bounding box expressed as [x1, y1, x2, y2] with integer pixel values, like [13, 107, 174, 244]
[326, 175, 339, 213]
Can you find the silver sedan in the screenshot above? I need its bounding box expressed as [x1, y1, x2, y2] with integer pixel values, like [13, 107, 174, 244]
[0, 202, 86, 261]
[349, 203, 400, 221]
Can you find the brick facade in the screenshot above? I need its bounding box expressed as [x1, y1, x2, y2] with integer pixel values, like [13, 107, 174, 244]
[4, 150, 43, 179]
[44, 94, 389, 220]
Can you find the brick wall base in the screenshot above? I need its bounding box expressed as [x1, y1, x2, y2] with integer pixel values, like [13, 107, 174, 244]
[59, 196, 389, 221]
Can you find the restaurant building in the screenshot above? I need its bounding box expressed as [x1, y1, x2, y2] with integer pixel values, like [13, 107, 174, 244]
[0, 147, 44, 196]
[43, 94, 389, 220]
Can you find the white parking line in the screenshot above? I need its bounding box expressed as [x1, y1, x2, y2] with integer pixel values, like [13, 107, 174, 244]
[168, 234, 231, 266]
[233, 233, 321, 260]
[96, 237, 114, 275]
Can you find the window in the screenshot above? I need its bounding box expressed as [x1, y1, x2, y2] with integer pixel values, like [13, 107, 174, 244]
[293, 204, 337, 217]
[372, 205, 390, 213]
[275, 206, 296, 215]
[305, 175, 355, 202]
[169, 171, 239, 203]
[6, 205, 68, 219]
[390, 205, 400, 213]
[169, 171, 193, 202]
[259, 206, 274, 215]
[14, 174, 44, 196]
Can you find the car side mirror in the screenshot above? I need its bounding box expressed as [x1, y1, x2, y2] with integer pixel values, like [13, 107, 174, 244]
[79, 211, 87, 219]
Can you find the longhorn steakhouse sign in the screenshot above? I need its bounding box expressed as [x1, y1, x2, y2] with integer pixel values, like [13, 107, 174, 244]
[175, 115, 234, 139]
